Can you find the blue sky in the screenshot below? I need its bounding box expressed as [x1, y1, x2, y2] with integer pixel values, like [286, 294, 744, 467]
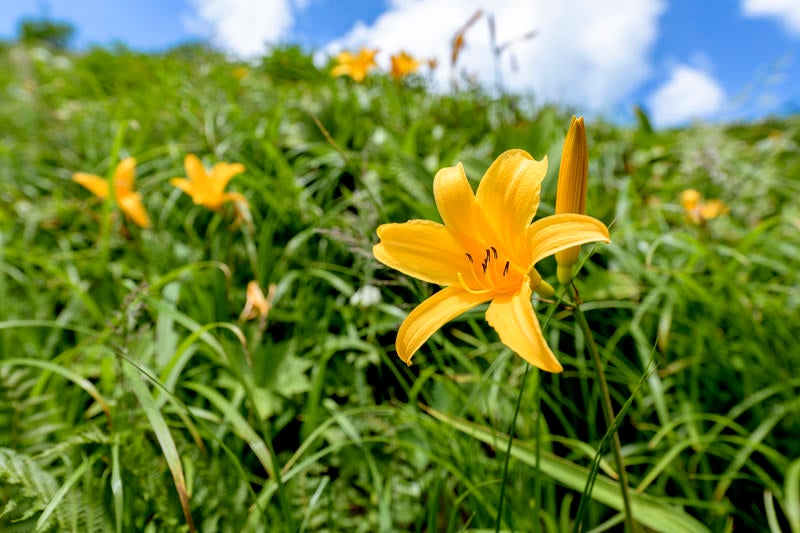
[1, 0, 798, 126]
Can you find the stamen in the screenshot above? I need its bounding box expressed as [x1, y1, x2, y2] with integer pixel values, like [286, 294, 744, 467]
[503, 261, 509, 276]
[465, 253, 473, 263]
[457, 272, 492, 295]
[484, 249, 490, 264]
[490, 246, 498, 259]
[481, 261, 487, 274]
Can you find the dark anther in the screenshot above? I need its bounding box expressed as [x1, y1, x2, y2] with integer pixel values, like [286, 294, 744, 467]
[490, 246, 498, 259]
[503, 261, 509, 276]
[465, 253, 473, 263]
[481, 262, 487, 274]
[484, 249, 490, 263]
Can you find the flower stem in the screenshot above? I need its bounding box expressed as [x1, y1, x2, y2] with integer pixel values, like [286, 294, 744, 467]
[571, 284, 636, 533]
[494, 362, 530, 533]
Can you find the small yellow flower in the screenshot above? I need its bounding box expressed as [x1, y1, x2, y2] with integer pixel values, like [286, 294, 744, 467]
[555, 116, 589, 284]
[240, 281, 275, 322]
[373, 150, 610, 372]
[170, 154, 247, 211]
[390, 51, 420, 80]
[680, 189, 727, 224]
[331, 48, 378, 82]
[232, 66, 249, 80]
[73, 157, 151, 228]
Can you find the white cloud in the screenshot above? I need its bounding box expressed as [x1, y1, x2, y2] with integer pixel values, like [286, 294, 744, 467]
[185, 0, 302, 57]
[741, 0, 800, 35]
[324, 0, 666, 112]
[646, 65, 726, 127]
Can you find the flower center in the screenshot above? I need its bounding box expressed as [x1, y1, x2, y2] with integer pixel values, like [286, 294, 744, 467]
[457, 244, 522, 295]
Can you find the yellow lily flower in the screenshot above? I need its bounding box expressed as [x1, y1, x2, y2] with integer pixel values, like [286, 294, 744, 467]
[170, 154, 247, 211]
[73, 157, 151, 228]
[331, 48, 378, 82]
[680, 189, 727, 224]
[390, 51, 420, 80]
[555, 116, 589, 284]
[373, 150, 610, 372]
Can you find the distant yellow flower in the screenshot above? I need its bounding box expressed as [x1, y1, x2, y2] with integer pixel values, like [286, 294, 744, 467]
[680, 189, 727, 224]
[390, 51, 420, 80]
[232, 66, 249, 80]
[331, 48, 378, 82]
[373, 150, 610, 372]
[73, 157, 151, 228]
[555, 116, 589, 284]
[170, 154, 247, 211]
[240, 281, 275, 322]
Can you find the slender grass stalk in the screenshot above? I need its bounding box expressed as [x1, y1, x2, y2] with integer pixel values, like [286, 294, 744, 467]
[571, 283, 636, 533]
[494, 362, 531, 533]
[533, 369, 543, 533]
[101, 122, 127, 268]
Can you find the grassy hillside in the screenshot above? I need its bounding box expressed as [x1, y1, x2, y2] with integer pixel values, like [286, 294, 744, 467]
[1, 41, 799, 532]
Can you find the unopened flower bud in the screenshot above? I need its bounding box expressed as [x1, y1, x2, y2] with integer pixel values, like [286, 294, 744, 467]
[555, 116, 588, 284]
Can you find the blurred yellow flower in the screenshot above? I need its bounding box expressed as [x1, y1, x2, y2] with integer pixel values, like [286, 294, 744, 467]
[390, 51, 420, 80]
[373, 150, 610, 372]
[331, 48, 378, 82]
[240, 281, 275, 322]
[73, 157, 151, 228]
[555, 116, 589, 284]
[681, 189, 727, 224]
[232, 66, 249, 80]
[170, 154, 247, 211]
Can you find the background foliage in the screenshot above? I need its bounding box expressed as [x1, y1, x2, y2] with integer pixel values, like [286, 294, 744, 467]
[1, 35, 799, 532]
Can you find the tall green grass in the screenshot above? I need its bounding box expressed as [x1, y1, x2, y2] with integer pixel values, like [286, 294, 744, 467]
[1, 40, 799, 532]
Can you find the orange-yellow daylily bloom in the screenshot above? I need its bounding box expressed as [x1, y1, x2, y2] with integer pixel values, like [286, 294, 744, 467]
[390, 51, 420, 80]
[373, 150, 610, 372]
[170, 154, 247, 211]
[331, 48, 378, 82]
[72, 157, 151, 228]
[680, 189, 727, 224]
[555, 116, 589, 284]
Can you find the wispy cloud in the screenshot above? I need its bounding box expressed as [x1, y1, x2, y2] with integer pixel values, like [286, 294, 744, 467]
[647, 65, 726, 127]
[184, 0, 305, 57]
[324, 0, 665, 112]
[741, 0, 800, 35]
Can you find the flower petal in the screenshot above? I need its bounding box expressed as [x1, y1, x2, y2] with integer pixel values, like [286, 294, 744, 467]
[221, 191, 248, 206]
[474, 149, 548, 263]
[184, 154, 208, 184]
[373, 220, 465, 286]
[73, 173, 109, 199]
[527, 213, 610, 267]
[114, 157, 136, 191]
[485, 281, 563, 372]
[433, 163, 481, 238]
[170, 177, 196, 196]
[397, 286, 492, 364]
[117, 192, 151, 228]
[210, 162, 246, 190]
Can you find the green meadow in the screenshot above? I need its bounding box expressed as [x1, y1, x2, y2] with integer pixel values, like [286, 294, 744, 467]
[1, 39, 799, 532]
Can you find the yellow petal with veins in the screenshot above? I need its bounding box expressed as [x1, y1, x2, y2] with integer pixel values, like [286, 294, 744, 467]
[397, 286, 493, 364]
[373, 220, 465, 287]
[433, 162, 483, 241]
[527, 213, 610, 267]
[475, 149, 547, 264]
[485, 280, 563, 372]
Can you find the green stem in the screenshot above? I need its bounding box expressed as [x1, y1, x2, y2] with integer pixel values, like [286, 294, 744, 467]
[494, 362, 531, 533]
[571, 285, 636, 533]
